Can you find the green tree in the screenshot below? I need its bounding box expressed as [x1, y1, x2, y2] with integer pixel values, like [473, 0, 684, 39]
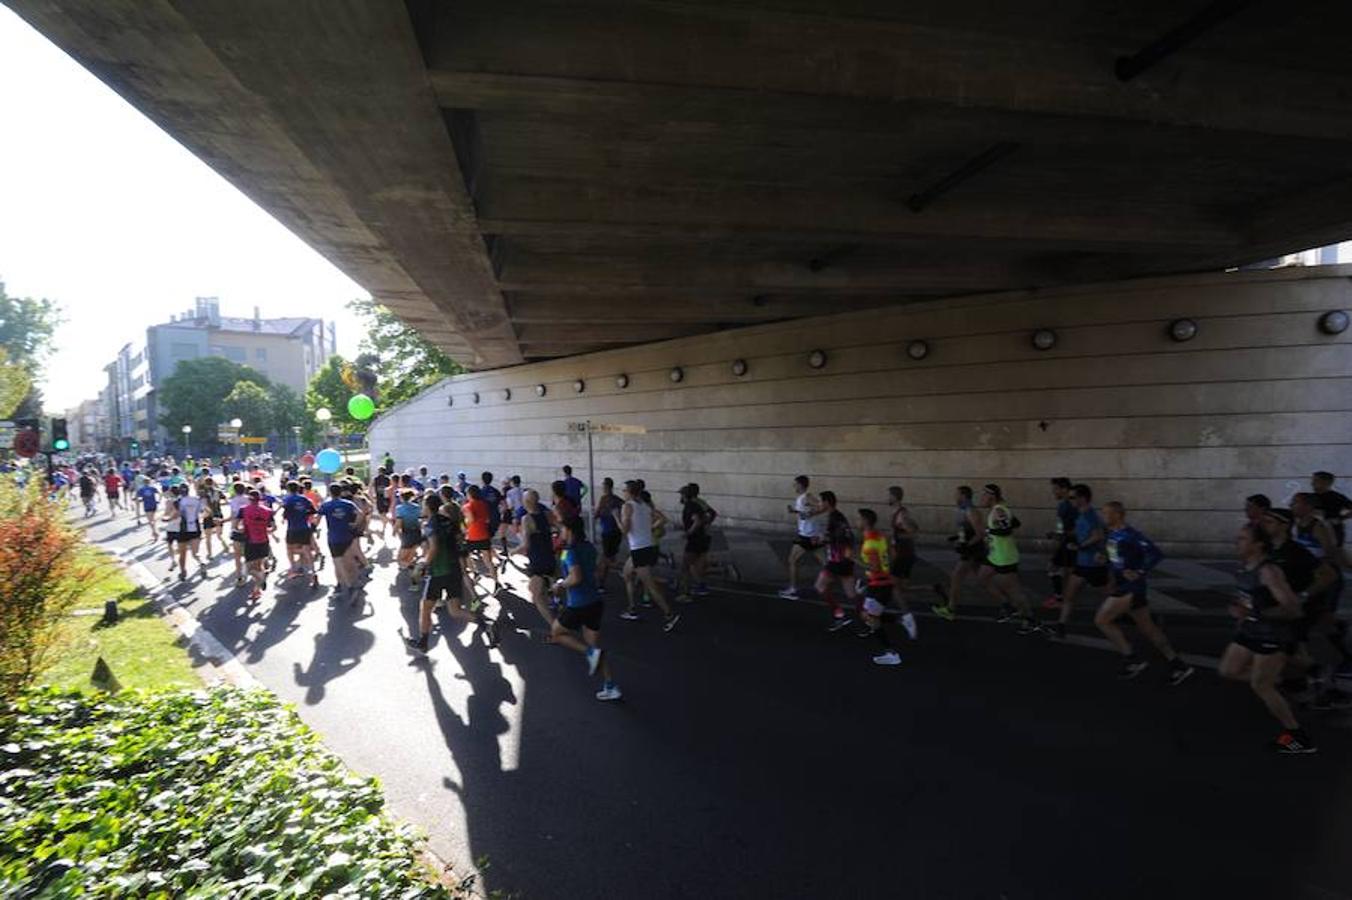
[266, 382, 306, 440]
[348, 297, 463, 406]
[221, 380, 273, 438]
[0, 280, 62, 417]
[158, 357, 269, 447]
[0, 349, 32, 420]
[305, 355, 361, 436]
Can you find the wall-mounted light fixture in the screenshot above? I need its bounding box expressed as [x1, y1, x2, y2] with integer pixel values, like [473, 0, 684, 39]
[1168, 318, 1199, 342]
[447, 395, 454, 407]
[1030, 328, 1057, 351]
[574, 379, 585, 393]
[503, 388, 512, 401]
[731, 359, 748, 377]
[807, 349, 827, 369]
[1318, 309, 1349, 335]
[616, 374, 630, 389]
[535, 384, 547, 397]
[669, 367, 684, 383]
[906, 340, 930, 360]
[472, 392, 480, 404]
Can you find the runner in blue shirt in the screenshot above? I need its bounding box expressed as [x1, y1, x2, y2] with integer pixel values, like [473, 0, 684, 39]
[318, 484, 361, 599]
[561, 465, 586, 505]
[136, 480, 161, 539]
[550, 516, 620, 701]
[1047, 484, 1105, 639]
[1093, 501, 1192, 685]
[281, 481, 319, 586]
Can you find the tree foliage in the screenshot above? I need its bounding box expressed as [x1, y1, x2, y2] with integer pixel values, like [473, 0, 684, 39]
[0, 280, 62, 418]
[157, 357, 269, 444]
[266, 382, 307, 440]
[221, 380, 273, 438]
[348, 298, 463, 407]
[0, 349, 32, 420]
[305, 355, 362, 436]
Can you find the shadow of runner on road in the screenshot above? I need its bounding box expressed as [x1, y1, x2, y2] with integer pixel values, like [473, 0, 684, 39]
[291, 589, 376, 705]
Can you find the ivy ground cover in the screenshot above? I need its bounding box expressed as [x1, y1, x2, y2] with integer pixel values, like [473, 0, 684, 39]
[0, 687, 458, 898]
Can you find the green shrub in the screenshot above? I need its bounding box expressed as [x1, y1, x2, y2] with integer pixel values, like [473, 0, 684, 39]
[0, 687, 458, 898]
[0, 479, 97, 700]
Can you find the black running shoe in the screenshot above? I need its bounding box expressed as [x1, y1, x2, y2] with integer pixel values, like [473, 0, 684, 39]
[1119, 659, 1149, 680]
[1045, 622, 1067, 640]
[403, 635, 429, 656]
[994, 604, 1018, 624]
[1274, 730, 1318, 754]
[1016, 618, 1042, 636]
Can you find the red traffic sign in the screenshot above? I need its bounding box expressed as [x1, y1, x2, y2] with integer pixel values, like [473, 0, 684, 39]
[13, 429, 38, 458]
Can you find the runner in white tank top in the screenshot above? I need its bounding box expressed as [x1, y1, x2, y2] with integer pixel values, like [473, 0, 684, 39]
[620, 480, 679, 632]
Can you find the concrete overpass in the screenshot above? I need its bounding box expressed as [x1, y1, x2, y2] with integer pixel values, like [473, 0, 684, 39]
[11, 0, 1352, 367]
[11, 0, 1352, 552]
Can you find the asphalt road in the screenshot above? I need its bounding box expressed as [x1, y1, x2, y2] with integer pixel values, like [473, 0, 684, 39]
[80, 507, 1352, 900]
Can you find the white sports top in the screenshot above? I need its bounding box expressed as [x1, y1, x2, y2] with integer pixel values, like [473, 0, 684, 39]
[177, 495, 202, 532]
[626, 499, 655, 550]
[795, 492, 824, 538]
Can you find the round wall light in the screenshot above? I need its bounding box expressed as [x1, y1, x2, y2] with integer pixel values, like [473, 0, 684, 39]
[574, 379, 585, 393]
[907, 339, 930, 361]
[447, 394, 454, 407]
[503, 388, 512, 401]
[472, 392, 480, 404]
[1318, 309, 1349, 335]
[731, 358, 748, 377]
[669, 366, 684, 383]
[1168, 318, 1199, 342]
[1030, 328, 1058, 351]
[535, 383, 547, 397]
[616, 374, 630, 389]
[808, 349, 827, 369]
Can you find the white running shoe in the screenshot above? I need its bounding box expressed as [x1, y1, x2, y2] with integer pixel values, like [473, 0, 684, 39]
[595, 684, 622, 702]
[873, 651, 902, 666]
[777, 586, 799, 599]
[901, 612, 918, 640]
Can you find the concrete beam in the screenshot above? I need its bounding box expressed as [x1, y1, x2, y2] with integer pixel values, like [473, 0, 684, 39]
[9, 0, 523, 369]
[425, 2, 1352, 141]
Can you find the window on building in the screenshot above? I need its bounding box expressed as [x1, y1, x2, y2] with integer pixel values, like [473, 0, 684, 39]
[222, 346, 246, 363]
[255, 347, 267, 361]
[170, 342, 199, 361]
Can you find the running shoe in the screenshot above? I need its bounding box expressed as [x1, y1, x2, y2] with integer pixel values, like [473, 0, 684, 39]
[596, 684, 623, 702]
[1042, 595, 1062, 610]
[1273, 730, 1318, 754]
[675, 593, 693, 604]
[900, 612, 918, 640]
[639, 595, 655, 609]
[854, 625, 875, 639]
[586, 647, 603, 677]
[619, 610, 641, 622]
[1016, 618, 1042, 636]
[931, 603, 955, 622]
[662, 613, 681, 633]
[995, 604, 1018, 623]
[178, 571, 187, 582]
[403, 635, 429, 657]
[1167, 663, 1196, 687]
[777, 586, 799, 599]
[872, 650, 902, 666]
[1118, 659, 1149, 680]
[827, 614, 854, 633]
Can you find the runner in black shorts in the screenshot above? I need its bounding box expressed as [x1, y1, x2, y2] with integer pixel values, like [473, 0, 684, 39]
[1046, 484, 1106, 640]
[1220, 523, 1315, 753]
[1044, 477, 1076, 609]
[593, 478, 625, 591]
[520, 490, 559, 627]
[550, 516, 620, 701]
[1094, 501, 1192, 685]
[931, 486, 984, 621]
[405, 493, 495, 654]
[885, 486, 919, 639]
[815, 491, 860, 632]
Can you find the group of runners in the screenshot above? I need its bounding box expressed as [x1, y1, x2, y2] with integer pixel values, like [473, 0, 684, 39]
[775, 471, 1351, 755]
[41, 447, 1352, 753]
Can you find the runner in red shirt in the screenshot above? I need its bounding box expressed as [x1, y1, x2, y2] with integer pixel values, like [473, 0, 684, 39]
[103, 469, 124, 514]
[240, 490, 276, 600]
[461, 485, 500, 595]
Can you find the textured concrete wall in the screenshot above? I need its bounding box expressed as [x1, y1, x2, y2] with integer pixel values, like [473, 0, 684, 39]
[368, 267, 1352, 556]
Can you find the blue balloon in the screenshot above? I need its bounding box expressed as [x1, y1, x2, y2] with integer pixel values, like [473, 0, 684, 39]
[315, 448, 342, 474]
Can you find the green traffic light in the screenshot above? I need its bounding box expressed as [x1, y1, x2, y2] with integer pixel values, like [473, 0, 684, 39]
[53, 439, 70, 451]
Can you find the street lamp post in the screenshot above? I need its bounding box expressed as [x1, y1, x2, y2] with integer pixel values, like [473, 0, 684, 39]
[229, 418, 242, 463]
[181, 424, 192, 456]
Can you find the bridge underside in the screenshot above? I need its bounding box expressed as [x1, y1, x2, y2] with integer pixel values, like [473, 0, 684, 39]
[12, 0, 1352, 366]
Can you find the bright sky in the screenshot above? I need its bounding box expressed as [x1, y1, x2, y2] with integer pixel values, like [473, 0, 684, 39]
[0, 7, 367, 412]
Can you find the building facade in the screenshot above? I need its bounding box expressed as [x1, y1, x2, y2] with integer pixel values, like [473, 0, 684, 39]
[101, 297, 336, 453]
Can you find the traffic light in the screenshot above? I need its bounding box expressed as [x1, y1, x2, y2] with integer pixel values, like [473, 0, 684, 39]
[50, 417, 70, 452]
[130, 439, 141, 455]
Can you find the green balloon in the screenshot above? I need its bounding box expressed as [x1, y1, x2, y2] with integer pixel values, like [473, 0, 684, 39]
[347, 393, 375, 420]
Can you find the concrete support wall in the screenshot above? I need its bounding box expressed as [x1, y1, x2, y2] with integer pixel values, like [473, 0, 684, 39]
[368, 267, 1352, 556]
